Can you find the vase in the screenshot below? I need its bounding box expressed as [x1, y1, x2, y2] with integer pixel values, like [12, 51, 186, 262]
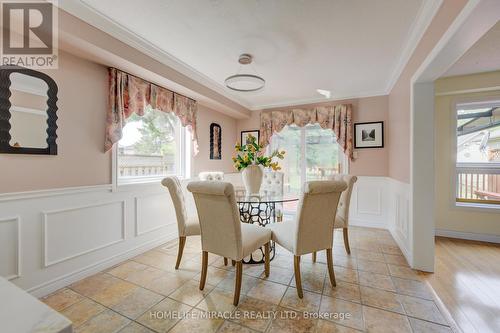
[242, 165, 263, 194]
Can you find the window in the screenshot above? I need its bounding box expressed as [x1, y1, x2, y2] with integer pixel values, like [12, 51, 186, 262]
[456, 102, 500, 204]
[269, 124, 345, 195]
[117, 105, 189, 183]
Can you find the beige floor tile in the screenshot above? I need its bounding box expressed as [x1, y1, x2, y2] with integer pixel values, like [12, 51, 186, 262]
[232, 296, 276, 332]
[391, 277, 434, 300]
[383, 254, 409, 267]
[357, 259, 389, 275]
[75, 309, 130, 333]
[133, 251, 178, 271]
[280, 287, 321, 312]
[358, 271, 396, 292]
[118, 322, 156, 333]
[90, 276, 139, 307]
[217, 273, 260, 295]
[387, 264, 423, 281]
[192, 266, 232, 286]
[169, 280, 215, 306]
[332, 255, 358, 270]
[267, 306, 317, 333]
[323, 281, 361, 303]
[315, 320, 363, 332]
[290, 269, 326, 294]
[136, 298, 191, 333]
[218, 321, 257, 333]
[168, 309, 224, 333]
[398, 295, 447, 325]
[196, 288, 238, 313]
[142, 271, 190, 296]
[319, 296, 364, 331]
[333, 267, 359, 284]
[260, 265, 294, 285]
[359, 286, 404, 314]
[362, 306, 412, 333]
[41, 288, 84, 312]
[61, 298, 106, 327]
[107, 261, 149, 279]
[379, 244, 404, 256]
[69, 274, 117, 298]
[408, 317, 452, 333]
[243, 263, 268, 278]
[210, 257, 237, 271]
[111, 287, 164, 319]
[108, 261, 165, 288]
[355, 249, 385, 263]
[247, 280, 287, 305]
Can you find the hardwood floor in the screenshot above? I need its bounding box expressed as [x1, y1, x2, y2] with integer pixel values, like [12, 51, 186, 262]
[424, 237, 500, 333]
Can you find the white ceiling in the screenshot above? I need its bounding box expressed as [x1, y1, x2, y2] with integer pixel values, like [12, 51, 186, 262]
[68, 0, 436, 110]
[444, 20, 500, 78]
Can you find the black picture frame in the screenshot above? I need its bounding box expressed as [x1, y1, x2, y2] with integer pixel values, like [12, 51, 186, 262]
[241, 130, 260, 145]
[354, 121, 384, 149]
[0, 65, 58, 155]
[210, 123, 221, 159]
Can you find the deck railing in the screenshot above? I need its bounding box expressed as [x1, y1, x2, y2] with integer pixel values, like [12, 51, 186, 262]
[456, 164, 500, 204]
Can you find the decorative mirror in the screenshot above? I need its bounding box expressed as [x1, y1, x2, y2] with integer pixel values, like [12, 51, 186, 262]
[0, 65, 58, 155]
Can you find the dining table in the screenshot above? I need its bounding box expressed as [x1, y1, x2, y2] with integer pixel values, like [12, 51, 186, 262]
[234, 188, 299, 264]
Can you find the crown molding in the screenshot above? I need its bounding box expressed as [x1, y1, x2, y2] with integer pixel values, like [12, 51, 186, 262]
[384, 0, 444, 94]
[57, 0, 253, 110]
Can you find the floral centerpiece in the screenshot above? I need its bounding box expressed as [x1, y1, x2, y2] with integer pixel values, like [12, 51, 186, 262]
[232, 134, 285, 193]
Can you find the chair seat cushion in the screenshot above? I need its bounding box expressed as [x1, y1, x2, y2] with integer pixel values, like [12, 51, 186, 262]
[241, 223, 272, 258]
[185, 216, 201, 236]
[334, 215, 345, 229]
[268, 221, 296, 254]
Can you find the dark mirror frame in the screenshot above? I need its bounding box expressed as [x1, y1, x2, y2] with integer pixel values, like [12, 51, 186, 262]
[210, 122, 222, 160]
[0, 65, 58, 155]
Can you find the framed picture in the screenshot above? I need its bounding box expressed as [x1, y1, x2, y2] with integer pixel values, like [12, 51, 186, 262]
[210, 123, 221, 159]
[354, 121, 384, 149]
[241, 130, 260, 145]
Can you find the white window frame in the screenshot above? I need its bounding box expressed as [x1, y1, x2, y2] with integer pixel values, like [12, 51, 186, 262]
[112, 117, 192, 189]
[452, 96, 500, 210]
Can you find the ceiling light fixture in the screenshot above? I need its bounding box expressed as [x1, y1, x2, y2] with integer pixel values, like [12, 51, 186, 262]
[225, 54, 265, 92]
[316, 89, 331, 99]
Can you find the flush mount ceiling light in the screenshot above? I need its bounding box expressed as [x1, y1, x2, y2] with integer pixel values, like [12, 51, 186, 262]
[316, 89, 331, 99]
[225, 54, 265, 92]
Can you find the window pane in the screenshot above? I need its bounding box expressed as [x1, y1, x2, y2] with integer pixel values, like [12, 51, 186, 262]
[456, 105, 500, 204]
[305, 124, 340, 181]
[270, 125, 302, 195]
[118, 106, 180, 180]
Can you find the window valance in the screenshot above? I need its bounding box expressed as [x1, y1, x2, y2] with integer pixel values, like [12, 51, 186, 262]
[260, 104, 353, 160]
[105, 68, 198, 154]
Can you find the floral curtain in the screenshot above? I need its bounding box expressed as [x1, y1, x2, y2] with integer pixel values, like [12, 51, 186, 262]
[260, 104, 353, 160]
[105, 68, 199, 154]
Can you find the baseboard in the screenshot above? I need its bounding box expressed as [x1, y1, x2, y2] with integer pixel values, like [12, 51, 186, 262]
[28, 232, 177, 297]
[435, 229, 500, 244]
[349, 218, 387, 229]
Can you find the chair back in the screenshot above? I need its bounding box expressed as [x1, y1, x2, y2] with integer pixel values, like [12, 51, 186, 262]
[198, 171, 224, 181]
[294, 180, 347, 255]
[162, 176, 188, 237]
[330, 174, 357, 226]
[262, 171, 284, 196]
[187, 181, 242, 259]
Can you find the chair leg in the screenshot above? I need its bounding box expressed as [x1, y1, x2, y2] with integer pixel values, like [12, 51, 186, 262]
[175, 236, 186, 270]
[294, 256, 303, 298]
[343, 227, 351, 254]
[312, 251, 316, 263]
[231, 260, 236, 266]
[233, 261, 243, 306]
[264, 242, 270, 277]
[326, 248, 337, 287]
[224, 257, 228, 266]
[199, 251, 208, 290]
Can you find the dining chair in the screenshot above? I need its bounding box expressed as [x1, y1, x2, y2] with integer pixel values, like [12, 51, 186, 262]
[261, 171, 284, 195]
[269, 180, 347, 298]
[187, 181, 272, 306]
[198, 171, 224, 181]
[161, 176, 202, 270]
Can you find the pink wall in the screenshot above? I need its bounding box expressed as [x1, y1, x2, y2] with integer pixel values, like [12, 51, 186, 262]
[236, 95, 389, 177]
[387, 0, 468, 183]
[0, 51, 238, 194]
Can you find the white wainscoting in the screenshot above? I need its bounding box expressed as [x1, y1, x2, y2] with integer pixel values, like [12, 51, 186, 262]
[0, 175, 415, 297]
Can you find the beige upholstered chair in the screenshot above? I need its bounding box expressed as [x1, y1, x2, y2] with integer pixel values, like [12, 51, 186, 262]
[161, 176, 201, 270]
[262, 171, 284, 195]
[269, 180, 347, 298]
[187, 181, 272, 306]
[198, 171, 224, 181]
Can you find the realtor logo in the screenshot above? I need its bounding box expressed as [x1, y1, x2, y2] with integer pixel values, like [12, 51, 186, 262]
[1, 0, 58, 68]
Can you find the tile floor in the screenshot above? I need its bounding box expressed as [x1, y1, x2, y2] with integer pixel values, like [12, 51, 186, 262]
[41, 227, 452, 333]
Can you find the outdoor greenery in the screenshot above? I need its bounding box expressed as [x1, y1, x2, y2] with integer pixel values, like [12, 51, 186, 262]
[232, 134, 285, 171]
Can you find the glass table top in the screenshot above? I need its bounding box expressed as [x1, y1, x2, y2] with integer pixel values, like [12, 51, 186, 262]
[234, 188, 299, 204]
